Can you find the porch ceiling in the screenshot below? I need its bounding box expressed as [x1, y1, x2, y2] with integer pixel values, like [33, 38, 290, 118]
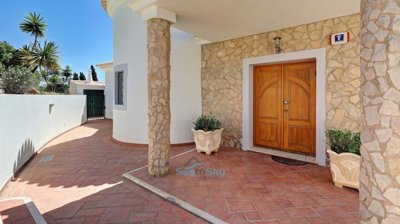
[105, 0, 360, 42]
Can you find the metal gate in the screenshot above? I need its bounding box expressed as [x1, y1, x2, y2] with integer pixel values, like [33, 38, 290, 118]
[84, 90, 105, 119]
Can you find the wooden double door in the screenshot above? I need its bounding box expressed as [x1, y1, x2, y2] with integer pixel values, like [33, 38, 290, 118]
[254, 61, 316, 155]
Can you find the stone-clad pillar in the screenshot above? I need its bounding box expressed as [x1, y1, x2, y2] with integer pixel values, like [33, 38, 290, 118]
[360, 0, 400, 223]
[147, 18, 172, 176]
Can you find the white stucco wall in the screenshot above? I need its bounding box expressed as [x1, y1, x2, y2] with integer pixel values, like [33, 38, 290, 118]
[170, 29, 202, 143]
[112, 5, 201, 144]
[0, 95, 87, 190]
[104, 68, 114, 119]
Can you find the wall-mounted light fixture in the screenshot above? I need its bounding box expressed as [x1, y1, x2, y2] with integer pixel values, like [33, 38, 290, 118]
[273, 37, 282, 54]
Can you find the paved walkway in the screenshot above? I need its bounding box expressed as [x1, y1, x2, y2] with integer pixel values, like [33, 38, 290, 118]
[0, 120, 359, 224]
[0, 120, 206, 224]
[0, 199, 35, 224]
[129, 148, 359, 224]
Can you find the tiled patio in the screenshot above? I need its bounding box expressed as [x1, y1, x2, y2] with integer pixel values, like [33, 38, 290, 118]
[0, 199, 35, 224]
[0, 120, 359, 224]
[0, 120, 205, 224]
[127, 149, 359, 224]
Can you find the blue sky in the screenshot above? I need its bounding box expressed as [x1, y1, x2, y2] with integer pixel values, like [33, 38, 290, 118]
[0, 0, 113, 81]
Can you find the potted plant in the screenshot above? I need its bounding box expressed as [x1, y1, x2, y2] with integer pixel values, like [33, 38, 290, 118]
[326, 129, 361, 189]
[192, 115, 223, 155]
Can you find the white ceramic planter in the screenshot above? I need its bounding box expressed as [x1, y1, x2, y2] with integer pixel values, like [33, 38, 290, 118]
[192, 129, 223, 155]
[327, 150, 361, 190]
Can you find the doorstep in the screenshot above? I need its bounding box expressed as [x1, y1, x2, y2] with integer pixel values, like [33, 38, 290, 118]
[249, 146, 317, 164]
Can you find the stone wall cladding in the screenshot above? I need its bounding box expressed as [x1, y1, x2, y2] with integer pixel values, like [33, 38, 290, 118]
[202, 14, 361, 148]
[360, 0, 400, 223]
[147, 18, 171, 176]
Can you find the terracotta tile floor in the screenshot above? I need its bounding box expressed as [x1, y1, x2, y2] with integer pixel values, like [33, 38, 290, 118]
[129, 148, 360, 224]
[0, 199, 35, 224]
[0, 120, 206, 224]
[0, 119, 359, 224]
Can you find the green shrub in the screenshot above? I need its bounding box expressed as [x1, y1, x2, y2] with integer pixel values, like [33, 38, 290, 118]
[193, 115, 222, 132]
[79, 72, 86, 80]
[1, 66, 35, 94]
[326, 129, 361, 155]
[46, 84, 69, 94]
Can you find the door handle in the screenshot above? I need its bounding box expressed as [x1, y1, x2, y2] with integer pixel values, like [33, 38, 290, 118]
[283, 100, 290, 104]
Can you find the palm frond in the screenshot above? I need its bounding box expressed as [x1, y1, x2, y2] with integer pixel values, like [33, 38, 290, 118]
[24, 41, 60, 73]
[19, 12, 47, 45]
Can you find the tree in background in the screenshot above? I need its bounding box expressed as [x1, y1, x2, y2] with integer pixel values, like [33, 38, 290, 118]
[19, 12, 46, 48]
[22, 41, 60, 84]
[2, 66, 36, 94]
[0, 41, 22, 70]
[47, 72, 61, 92]
[72, 72, 79, 80]
[90, 65, 98, 81]
[61, 65, 72, 84]
[19, 12, 64, 93]
[1, 12, 68, 94]
[79, 72, 86, 80]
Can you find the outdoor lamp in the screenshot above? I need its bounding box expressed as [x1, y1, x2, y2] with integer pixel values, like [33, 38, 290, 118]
[274, 36, 282, 53]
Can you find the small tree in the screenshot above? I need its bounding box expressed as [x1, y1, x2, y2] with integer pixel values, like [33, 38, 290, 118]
[0, 41, 22, 69]
[61, 65, 72, 84]
[79, 72, 86, 80]
[22, 41, 60, 84]
[1, 66, 35, 94]
[90, 65, 98, 81]
[47, 74, 61, 92]
[72, 72, 79, 80]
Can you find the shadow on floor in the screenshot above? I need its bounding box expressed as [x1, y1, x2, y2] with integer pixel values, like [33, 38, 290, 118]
[12, 139, 36, 178]
[2, 120, 204, 223]
[10, 120, 190, 189]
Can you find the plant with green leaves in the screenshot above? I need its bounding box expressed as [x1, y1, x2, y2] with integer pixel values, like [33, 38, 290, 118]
[61, 65, 73, 84]
[72, 72, 79, 80]
[90, 65, 98, 81]
[19, 12, 47, 48]
[1, 66, 35, 94]
[193, 115, 222, 132]
[26, 41, 59, 71]
[0, 41, 23, 69]
[79, 72, 86, 80]
[326, 129, 361, 155]
[22, 41, 60, 84]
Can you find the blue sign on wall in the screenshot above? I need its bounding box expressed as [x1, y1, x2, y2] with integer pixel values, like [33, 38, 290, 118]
[335, 34, 344, 42]
[330, 32, 349, 45]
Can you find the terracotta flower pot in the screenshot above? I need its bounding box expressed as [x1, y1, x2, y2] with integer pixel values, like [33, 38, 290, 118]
[327, 149, 361, 189]
[192, 129, 223, 155]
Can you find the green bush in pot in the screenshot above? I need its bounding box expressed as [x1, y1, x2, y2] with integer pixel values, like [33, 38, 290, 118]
[192, 115, 223, 155]
[326, 129, 361, 155]
[193, 115, 222, 132]
[326, 129, 361, 189]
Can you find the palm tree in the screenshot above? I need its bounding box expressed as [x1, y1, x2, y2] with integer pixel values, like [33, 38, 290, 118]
[22, 41, 60, 84]
[61, 65, 73, 84]
[19, 44, 32, 65]
[19, 12, 47, 48]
